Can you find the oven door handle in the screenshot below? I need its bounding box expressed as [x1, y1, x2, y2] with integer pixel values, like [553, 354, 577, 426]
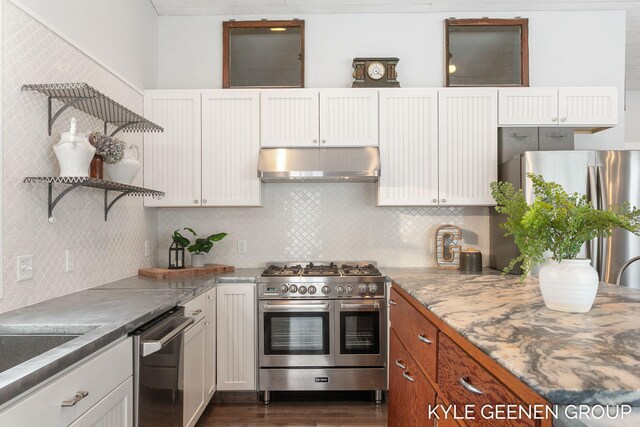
[263, 303, 330, 311]
[141, 317, 194, 357]
[340, 302, 380, 310]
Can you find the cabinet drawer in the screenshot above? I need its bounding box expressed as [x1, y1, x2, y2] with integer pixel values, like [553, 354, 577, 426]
[389, 287, 438, 380]
[182, 291, 207, 324]
[438, 334, 534, 427]
[0, 338, 132, 426]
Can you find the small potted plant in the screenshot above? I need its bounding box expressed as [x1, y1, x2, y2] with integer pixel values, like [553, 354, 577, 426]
[491, 173, 640, 313]
[172, 228, 228, 268]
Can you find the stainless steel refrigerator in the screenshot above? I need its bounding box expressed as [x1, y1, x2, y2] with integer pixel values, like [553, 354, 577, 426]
[490, 150, 640, 288]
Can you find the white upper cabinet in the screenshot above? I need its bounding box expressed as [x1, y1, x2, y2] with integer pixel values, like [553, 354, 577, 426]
[261, 89, 320, 147]
[498, 87, 617, 127]
[260, 89, 379, 148]
[439, 88, 498, 206]
[319, 89, 378, 147]
[378, 89, 439, 206]
[143, 90, 202, 207]
[202, 90, 261, 206]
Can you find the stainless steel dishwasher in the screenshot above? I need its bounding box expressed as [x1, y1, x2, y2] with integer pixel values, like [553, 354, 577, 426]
[132, 307, 194, 427]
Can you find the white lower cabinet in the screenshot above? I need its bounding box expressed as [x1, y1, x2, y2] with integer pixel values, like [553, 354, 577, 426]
[216, 284, 256, 391]
[0, 338, 133, 427]
[205, 289, 217, 401]
[183, 319, 207, 427]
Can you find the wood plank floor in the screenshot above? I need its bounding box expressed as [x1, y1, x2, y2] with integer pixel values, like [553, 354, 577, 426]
[195, 393, 388, 427]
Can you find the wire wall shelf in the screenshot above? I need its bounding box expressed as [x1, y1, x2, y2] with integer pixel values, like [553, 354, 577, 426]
[22, 82, 164, 137]
[24, 176, 165, 222]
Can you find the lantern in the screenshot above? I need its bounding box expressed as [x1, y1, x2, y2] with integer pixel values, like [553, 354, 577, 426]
[169, 239, 185, 269]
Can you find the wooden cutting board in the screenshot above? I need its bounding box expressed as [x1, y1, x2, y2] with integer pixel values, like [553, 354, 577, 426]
[139, 264, 235, 279]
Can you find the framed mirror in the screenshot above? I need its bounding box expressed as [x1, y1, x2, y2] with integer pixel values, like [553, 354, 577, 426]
[223, 19, 305, 88]
[445, 18, 529, 87]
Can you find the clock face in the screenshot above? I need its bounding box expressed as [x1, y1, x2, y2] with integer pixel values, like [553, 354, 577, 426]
[367, 62, 386, 80]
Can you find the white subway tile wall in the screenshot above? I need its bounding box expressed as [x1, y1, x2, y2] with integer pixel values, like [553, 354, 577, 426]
[0, 1, 157, 313]
[157, 183, 490, 268]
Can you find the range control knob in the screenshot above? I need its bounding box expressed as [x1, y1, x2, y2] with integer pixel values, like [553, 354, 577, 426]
[298, 285, 307, 295]
[358, 284, 367, 294]
[368, 284, 378, 294]
[336, 286, 345, 294]
[280, 284, 289, 293]
[288, 284, 298, 293]
[308, 285, 317, 295]
[345, 285, 353, 294]
[321, 286, 330, 295]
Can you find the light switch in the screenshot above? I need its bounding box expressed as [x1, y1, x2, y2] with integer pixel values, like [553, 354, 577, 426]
[237, 240, 247, 254]
[17, 255, 34, 282]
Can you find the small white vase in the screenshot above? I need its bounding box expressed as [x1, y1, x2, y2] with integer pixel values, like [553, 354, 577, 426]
[54, 118, 95, 177]
[538, 258, 599, 313]
[191, 253, 205, 268]
[104, 148, 141, 184]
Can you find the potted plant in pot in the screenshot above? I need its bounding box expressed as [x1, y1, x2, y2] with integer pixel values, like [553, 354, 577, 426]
[491, 173, 640, 313]
[172, 228, 228, 268]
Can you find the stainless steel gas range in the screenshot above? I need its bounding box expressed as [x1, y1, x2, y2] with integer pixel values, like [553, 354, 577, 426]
[256, 262, 388, 405]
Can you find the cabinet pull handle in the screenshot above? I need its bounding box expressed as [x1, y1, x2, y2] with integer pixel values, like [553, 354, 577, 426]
[191, 309, 202, 316]
[61, 391, 89, 407]
[402, 371, 415, 382]
[551, 117, 558, 122]
[458, 377, 483, 395]
[388, 299, 397, 306]
[395, 359, 406, 369]
[418, 334, 432, 344]
[560, 118, 567, 123]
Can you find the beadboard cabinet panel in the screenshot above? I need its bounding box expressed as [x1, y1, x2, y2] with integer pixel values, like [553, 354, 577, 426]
[498, 88, 558, 125]
[202, 90, 261, 206]
[261, 89, 320, 147]
[143, 90, 202, 207]
[319, 89, 378, 147]
[68, 378, 133, 427]
[205, 289, 217, 401]
[558, 87, 617, 126]
[378, 89, 439, 206]
[217, 284, 256, 391]
[438, 89, 498, 206]
[184, 320, 207, 427]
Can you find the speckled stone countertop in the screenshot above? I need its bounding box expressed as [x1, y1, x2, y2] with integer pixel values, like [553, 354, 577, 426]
[382, 268, 640, 407]
[0, 269, 259, 408]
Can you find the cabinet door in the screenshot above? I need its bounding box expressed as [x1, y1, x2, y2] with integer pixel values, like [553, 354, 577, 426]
[217, 284, 256, 391]
[558, 87, 617, 126]
[143, 90, 202, 206]
[205, 289, 217, 401]
[378, 89, 438, 206]
[439, 89, 498, 206]
[184, 320, 206, 427]
[388, 330, 409, 427]
[498, 88, 559, 125]
[319, 89, 378, 147]
[260, 89, 320, 147]
[68, 377, 133, 427]
[202, 90, 262, 206]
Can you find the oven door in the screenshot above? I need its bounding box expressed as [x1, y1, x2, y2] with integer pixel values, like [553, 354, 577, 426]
[259, 300, 335, 367]
[335, 298, 387, 367]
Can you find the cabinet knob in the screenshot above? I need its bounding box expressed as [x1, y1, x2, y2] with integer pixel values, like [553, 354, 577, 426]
[194, 199, 198, 204]
[560, 118, 567, 123]
[321, 139, 326, 144]
[551, 117, 558, 122]
[432, 199, 437, 203]
[202, 199, 207, 204]
[313, 139, 318, 144]
[441, 198, 446, 203]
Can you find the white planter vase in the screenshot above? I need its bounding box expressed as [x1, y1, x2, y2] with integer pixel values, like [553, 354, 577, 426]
[538, 259, 599, 313]
[54, 118, 95, 177]
[191, 253, 205, 268]
[104, 147, 141, 184]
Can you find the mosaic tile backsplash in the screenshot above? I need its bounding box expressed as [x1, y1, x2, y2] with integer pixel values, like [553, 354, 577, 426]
[0, 1, 157, 313]
[157, 183, 490, 268]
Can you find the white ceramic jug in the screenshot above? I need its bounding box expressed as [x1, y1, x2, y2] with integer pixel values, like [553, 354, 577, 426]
[104, 145, 142, 185]
[53, 118, 95, 177]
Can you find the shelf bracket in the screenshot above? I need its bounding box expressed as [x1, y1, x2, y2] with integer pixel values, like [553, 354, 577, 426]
[109, 121, 140, 137]
[48, 96, 92, 136]
[47, 181, 83, 223]
[104, 190, 134, 221]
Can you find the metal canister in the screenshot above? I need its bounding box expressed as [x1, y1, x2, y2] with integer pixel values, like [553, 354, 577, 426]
[460, 249, 483, 273]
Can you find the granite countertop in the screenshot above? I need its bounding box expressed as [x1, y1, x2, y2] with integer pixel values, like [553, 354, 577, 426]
[0, 269, 260, 408]
[382, 267, 640, 407]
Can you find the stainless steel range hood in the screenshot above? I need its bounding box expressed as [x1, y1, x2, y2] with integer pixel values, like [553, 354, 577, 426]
[258, 147, 380, 182]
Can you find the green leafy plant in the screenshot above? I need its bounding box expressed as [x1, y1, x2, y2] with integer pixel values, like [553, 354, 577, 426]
[490, 173, 640, 279]
[172, 228, 228, 254]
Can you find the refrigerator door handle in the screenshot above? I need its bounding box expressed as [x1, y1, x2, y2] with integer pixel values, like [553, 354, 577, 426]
[596, 165, 608, 278]
[587, 166, 599, 269]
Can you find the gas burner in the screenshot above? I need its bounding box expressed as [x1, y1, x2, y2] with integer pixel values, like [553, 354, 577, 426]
[341, 263, 382, 276]
[303, 262, 341, 276]
[262, 264, 303, 277]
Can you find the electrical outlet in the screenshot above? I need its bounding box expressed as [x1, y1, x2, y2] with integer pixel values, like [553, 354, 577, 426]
[144, 240, 150, 258]
[65, 249, 74, 272]
[16, 255, 34, 282]
[237, 240, 247, 254]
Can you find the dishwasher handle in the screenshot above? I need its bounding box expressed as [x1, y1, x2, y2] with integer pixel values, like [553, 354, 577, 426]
[141, 317, 194, 357]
